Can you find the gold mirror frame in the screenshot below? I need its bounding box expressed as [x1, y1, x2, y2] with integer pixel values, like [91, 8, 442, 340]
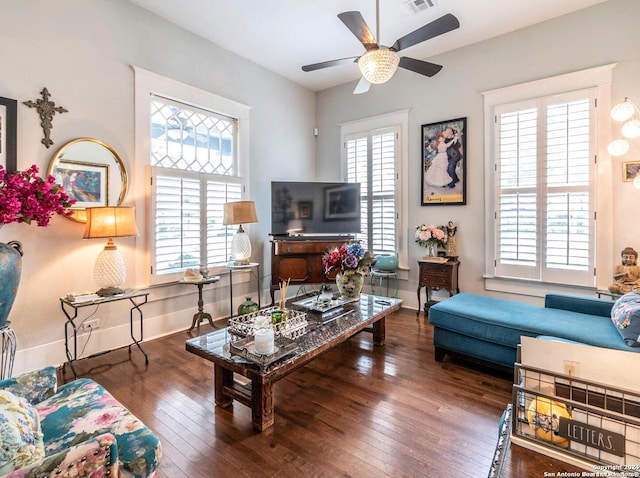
[47, 138, 128, 223]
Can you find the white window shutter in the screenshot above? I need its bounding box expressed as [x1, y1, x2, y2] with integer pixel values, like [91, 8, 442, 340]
[494, 92, 595, 286]
[345, 129, 397, 256]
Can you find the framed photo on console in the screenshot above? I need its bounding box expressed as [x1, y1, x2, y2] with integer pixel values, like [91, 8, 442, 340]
[0, 96, 17, 173]
[421, 117, 467, 206]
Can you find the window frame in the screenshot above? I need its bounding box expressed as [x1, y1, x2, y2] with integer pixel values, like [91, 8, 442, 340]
[340, 110, 409, 273]
[133, 67, 251, 286]
[482, 64, 615, 296]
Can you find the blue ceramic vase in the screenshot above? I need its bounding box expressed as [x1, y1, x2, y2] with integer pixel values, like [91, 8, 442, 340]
[373, 254, 398, 271]
[0, 241, 23, 329]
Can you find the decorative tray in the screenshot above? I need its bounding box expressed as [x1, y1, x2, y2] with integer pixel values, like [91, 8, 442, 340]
[229, 335, 299, 369]
[420, 256, 448, 263]
[291, 295, 357, 314]
[228, 306, 308, 339]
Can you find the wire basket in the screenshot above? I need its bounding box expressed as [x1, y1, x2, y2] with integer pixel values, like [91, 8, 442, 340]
[228, 306, 308, 339]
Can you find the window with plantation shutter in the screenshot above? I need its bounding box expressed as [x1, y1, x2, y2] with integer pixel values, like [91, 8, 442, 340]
[345, 127, 398, 256]
[149, 96, 244, 278]
[493, 89, 596, 286]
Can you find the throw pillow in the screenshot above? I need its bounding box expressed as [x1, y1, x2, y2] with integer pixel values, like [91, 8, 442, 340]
[0, 389, 45, 474]
[611, 290, 640, 347]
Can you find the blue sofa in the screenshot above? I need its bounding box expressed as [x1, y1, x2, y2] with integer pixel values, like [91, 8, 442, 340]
[428, 292, 638, 369]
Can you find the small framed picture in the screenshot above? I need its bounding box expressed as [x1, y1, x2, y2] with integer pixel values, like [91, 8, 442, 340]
[54, 160, 109, 208]
[421, 117, 467, 206]
[623, 161, 640, 182]
[0, 96, 17, 173]
[298, 201, 312, 219]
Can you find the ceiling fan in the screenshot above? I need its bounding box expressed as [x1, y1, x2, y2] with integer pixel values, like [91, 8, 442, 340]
[302, 1, 460, 94]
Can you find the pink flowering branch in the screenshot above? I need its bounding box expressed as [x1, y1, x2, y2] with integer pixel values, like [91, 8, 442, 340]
[0, 165, 76, 227]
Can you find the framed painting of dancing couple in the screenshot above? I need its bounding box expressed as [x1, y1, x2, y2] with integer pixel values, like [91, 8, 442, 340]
[421, 117, 467, 206]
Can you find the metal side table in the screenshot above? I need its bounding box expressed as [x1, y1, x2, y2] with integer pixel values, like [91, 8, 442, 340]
[60, 290, 149, 378]
[370, 270, 399, 298]
[0, 325, 16, 379]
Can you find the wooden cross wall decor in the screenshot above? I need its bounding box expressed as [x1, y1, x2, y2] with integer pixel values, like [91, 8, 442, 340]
[23, 87, 68, 149]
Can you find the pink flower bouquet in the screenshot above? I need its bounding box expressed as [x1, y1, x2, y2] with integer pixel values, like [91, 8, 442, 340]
[0, 165, 75, 226]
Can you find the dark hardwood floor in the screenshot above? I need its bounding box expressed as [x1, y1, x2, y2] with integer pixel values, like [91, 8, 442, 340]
[65, 307, 583, 477]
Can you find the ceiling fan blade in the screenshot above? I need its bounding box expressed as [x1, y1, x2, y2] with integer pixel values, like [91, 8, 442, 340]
[391, 13, 460, 52]
[338, 11, 378, 50]
[353, 77, 371, 95]
[398, 57, 443, 77]
[302, 56, 359, 72]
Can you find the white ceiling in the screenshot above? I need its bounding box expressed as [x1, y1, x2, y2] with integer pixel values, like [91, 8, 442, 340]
[127, 0, 607, 92]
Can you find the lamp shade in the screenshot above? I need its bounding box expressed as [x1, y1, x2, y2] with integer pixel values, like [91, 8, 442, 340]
[84, 207, 139, 239]
[611, 99, 636, 122]
[622, 119, 640, 139]
[83, 207, 138, 296]
[358, 47, 400, 85]
[223, 201, 258, 226]
[608, 139, 631, 157]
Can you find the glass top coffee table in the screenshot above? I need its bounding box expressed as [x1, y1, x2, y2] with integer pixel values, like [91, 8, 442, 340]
[186, 293, 402, 431]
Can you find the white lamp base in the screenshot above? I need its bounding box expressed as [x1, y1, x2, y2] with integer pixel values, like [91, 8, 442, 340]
[230, 225, 252, 265]
[94, 239, 126, 296]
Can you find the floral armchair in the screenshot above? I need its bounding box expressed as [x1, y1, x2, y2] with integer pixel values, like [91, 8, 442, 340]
[0, 366, 161, 477]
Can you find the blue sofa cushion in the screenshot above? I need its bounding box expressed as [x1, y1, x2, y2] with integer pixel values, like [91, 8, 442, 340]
[611, 290, 640, 347]
[429, 293, 635, 352]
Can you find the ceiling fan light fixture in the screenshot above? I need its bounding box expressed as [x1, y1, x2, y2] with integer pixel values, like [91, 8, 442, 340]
[358, 48, 400, 84]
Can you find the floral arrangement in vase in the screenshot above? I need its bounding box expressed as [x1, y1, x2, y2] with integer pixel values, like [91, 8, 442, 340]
[0, 165, 75, 226]
[415, 223, 448, 256]
[322, 243, 374, 298]
[0, 165, 75, 330]
[322, 243, 374, 277]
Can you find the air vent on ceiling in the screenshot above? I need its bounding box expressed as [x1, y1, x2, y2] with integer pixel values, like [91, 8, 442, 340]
[404, 0, 438, 14]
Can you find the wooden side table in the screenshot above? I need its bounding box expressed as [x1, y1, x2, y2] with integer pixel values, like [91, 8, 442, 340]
[179, 276, 221, 332]
[416, 259, 460, 317]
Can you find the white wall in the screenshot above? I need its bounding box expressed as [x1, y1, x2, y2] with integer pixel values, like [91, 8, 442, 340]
[0, 0, 316, 372]
[316, 0, 640, 305]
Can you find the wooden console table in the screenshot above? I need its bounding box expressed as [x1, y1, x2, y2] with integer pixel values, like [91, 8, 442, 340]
[270, 238, 349, 304]
[416, 259, 460, 316]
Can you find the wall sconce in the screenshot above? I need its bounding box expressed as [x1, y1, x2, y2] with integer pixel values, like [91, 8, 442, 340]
[223, 201, 258, 265]
[608, 97, 640, 156]
[84, 207, 139, 296]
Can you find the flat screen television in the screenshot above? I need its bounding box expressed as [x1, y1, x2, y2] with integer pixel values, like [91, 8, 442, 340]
[270, 181, 361, 236]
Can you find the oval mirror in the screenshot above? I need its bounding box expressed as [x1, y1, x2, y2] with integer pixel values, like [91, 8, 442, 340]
[47, 138, 128, 223]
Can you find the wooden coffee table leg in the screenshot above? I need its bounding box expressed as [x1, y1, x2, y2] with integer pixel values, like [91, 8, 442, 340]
[251, 378, 274, 431]
[373, 317, 386, 346]
[214, 364, 233, 408]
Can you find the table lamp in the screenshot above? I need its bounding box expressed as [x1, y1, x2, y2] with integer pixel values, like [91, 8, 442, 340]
[223, 201, 258, 265]
[84, 206, 139, 296]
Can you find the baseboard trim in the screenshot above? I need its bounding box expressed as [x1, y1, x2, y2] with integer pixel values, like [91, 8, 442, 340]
[12, 307, 228, 376]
